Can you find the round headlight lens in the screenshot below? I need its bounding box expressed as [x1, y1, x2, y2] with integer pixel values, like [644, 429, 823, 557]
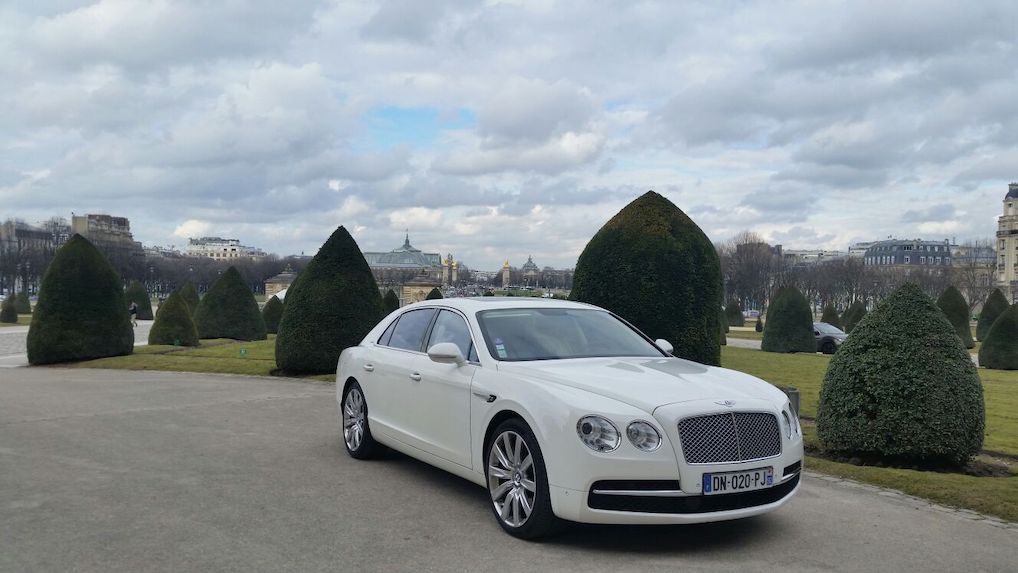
[781, 410, 793, 439]
[576, 415, 620, 452]
[626, 421, 662, 452]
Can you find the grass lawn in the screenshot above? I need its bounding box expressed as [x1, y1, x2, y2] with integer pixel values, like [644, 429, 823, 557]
[70, 336, 333, 382]
[0, 314, 32, 327]
[726, 329, 762, 340]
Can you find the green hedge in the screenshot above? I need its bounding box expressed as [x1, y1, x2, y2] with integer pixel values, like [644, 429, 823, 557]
[382, 289, 400, 315]
[26, 235, 134, 364]
[570, 191, 722, 365]
[124, 280, 154, 320]
[177, 281, 200, 315]
[820, 303, 841, 329]
[426, 287, 443, 300]
[936, 286, 974, 349]
[725, 301, 745, 327]
[262, 295, 284, 334]
[193, 267, 266, 341]
[817, 283, 984, 466]
[15, 293, 31, 314]
[148, 291, 199, 346]
[275, 226, 383, 373]
[761, 286, 814, 353]
[0, 297, 16, 323]
[978, 303, 1018, 370]
[842, 300, 867, 332]
[976, 288, 1008, 342]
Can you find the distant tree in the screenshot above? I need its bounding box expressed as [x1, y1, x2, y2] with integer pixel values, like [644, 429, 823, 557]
[719, 308, 727, 346]
[755, 317, 763, 332]
[261, 295, 284, 335]
[124, 280, 154, 320]
[761, 286, 814, 353]
[725, 300, 744, 327]
[148, 291, 199, 347]
[820, 303, 841, 329]
[0, 296, 16, 323]
[976, 288, 1008, 342]
[979, 304, 1018, 370]
[936, 286, 974, 349]
[426, 287, 443, 300]
[483, 291, 495, 296]
[193, 267, 267, 341]
[14, 292, 31, 314]
[177, 281, 200, 315]
[382, 289, 400, 314]
[842, 301, 868, 333]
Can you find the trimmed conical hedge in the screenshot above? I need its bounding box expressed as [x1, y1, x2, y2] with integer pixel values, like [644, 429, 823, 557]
[817, 283, 984, 466]
[977, 288, 1009, 342]
[978, 304, 1018, 370]
[570, 191, 722, 365]
[275, 226, 383, 373]
[820, 303, 841, 329]
[0, 296, 16, 323]
[383, 289, 400, 315]
[15, 292, 31, 314]
[124, 280, 154, 320]
[719, 308, 727, 346]
[755, 318, 763, 332]
[27, 235, 134, 364]
[262, 295, 284, 334]
[193, 267, 266, 341]
[426, 287, 443, 300]
[148, 291, 199, 346]
[725, 301, 745, 327]
[937, 286, 974, 349]
[761, 286, 814, 353]
[177, 281, 200, 315]
[842, 300, 867, 333]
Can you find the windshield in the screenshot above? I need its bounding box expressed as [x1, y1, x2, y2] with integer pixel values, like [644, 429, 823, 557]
[475, 308, 665, 361]
[815, 322, 845, 335]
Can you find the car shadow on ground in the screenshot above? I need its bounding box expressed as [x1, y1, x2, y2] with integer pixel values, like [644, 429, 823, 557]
[325, 436, 780, 555]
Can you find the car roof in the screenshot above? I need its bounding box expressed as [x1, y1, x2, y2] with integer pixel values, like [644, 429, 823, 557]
[399, 296, 600, 313]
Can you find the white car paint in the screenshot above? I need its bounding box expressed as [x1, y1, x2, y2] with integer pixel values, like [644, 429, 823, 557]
[336, 297, 803, 525]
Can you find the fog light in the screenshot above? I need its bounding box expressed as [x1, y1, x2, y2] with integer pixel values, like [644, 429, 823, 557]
[626, 421, 662, 451]
[576, 416, 620, 452]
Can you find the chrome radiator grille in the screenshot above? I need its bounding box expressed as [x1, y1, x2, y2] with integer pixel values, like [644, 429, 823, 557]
[678, 412, 781, 464]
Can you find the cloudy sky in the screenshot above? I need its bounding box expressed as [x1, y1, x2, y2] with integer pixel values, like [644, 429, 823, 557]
[2, 0, 1017, 270]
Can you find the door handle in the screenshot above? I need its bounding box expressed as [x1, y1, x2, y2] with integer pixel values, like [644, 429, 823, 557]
[409, 372, 422, 382]
[362, 363, 374, 372]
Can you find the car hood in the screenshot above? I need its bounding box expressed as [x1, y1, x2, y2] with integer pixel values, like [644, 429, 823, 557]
[496, 356, 786, 414]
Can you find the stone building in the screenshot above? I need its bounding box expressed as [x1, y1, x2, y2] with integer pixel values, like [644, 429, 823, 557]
[364, 234, 459, 306]
[996, 183, 1018, 300]
[520, 255, 539, 286]
[265, 265, 297, 299]
[187, 237, 266, 261]
[863, 239, 953, 268]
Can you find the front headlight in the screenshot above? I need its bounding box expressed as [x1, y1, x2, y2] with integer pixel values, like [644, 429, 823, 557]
[576, 415, 620, 452]
[781, 410, 793, 439]
[626, 420, 662, 452]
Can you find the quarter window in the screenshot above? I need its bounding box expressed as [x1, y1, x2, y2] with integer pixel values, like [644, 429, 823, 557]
[386, 308, 438, 352]
[426, 310, 477, 362]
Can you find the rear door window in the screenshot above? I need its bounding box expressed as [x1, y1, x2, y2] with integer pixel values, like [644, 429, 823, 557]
[386, 308, 438, 352]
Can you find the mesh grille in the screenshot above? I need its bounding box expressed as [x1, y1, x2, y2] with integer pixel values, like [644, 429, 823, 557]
[678, 412, 781, 464]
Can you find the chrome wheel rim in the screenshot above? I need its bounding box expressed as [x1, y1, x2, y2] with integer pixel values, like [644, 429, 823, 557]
[487, 430, 536, 528]
[343, 388, 366, 451]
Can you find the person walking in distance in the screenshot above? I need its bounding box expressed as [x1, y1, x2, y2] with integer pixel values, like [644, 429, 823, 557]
[129, 301, 138, 327]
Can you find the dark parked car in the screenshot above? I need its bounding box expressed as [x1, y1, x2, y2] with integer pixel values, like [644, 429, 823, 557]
[814, 322, 847, 354]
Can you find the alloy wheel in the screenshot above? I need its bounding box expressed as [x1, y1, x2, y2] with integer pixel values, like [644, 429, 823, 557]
[343, 387, 366, 452]
[487, 430, 536, 528]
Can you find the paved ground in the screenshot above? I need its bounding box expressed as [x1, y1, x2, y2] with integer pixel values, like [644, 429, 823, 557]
[1, 369, 1014, 572]
[0, 321, 153, 367]
[725, 337, 762, 350]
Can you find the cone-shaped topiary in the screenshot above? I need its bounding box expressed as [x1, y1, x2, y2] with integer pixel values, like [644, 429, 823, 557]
[261, 295, 284, 334]
[148, 291, 199, 346]
[124, 280, 154, 320]
[426, 287, 443, 300]
[570, 191, 722, 365]
[976, 288, 1009, 342]
[817, 283, 984, 466]
[177, 281, 200, 315]
[761, 286, 815, 353]
[15, 292, 31, 314]
[0, 296, 16, 323]
[275, 226, 382, 373]
[978, 304, 1018, 370]
[842, 300, 867, 333]
[725, 300, 744, 327]
[755, 317, 763, 332]
[936, 286, 974, 349]
[27, 235, 133, 364]
[383, 289, 400, 315]
[719, 308, 727, 346]
[820, 303, 841, 329]
[193, 267, 266, 341]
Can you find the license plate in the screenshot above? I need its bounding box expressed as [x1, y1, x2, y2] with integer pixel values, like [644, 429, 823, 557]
[702, 467, 773, 495]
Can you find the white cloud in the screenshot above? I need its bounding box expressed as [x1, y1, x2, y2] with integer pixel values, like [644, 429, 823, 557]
[173, 219, 211, 239]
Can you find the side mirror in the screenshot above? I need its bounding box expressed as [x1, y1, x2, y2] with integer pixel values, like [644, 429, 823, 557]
[427, 342, 466, 365]
[655, 339, 674, 354]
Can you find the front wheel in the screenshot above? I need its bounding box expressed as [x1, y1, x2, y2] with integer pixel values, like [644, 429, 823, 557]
[342, 381, 380, 459]
[486, 419, 561, 539]
[821, 340, 837, 354]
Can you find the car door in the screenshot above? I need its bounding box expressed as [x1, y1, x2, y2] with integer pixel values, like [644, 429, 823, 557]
[369, 307, 437, 442]
[407, 309, 477, 468]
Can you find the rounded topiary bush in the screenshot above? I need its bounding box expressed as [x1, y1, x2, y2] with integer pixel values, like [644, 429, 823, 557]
[426, 287, 443, 300]
[193, 267, 266, 341]
[124, 280, 154, 320]
[177, 281, 200, 315]
[820, 303, 841, 329]
[725, 301, 744, 327]
[761, 286, 814, 353]
[570, 191, 722, 365]
[275, 226, 383, 373]
[817, 283, 984, 466]
[262, 295, 284, 334]
[842, 300, 867, 333]
[382, 289, 400, 315]
[978, 304, 1018, 370]
[937, 286, 974, 349]
[0, 296, 16, 323]
[977, 288, 1009, 342]
[27, 235, 134, 364]
[754, 317, 763, 332]
[15, 292, 32, 314]
[148, 291, 198, 346]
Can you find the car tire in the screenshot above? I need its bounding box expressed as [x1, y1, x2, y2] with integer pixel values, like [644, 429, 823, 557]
[821, 340, 836, 354]
[485, 418, 562, 540]
[341, 381, 380, 459]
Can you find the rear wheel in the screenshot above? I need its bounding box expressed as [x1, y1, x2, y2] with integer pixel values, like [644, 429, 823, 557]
[821, 339, 837, 354]
[485, 419, 561, 539]
[342, 381, 379, 459]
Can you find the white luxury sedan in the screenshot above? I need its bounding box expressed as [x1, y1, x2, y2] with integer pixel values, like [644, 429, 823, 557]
[336, 298, 803, 539]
